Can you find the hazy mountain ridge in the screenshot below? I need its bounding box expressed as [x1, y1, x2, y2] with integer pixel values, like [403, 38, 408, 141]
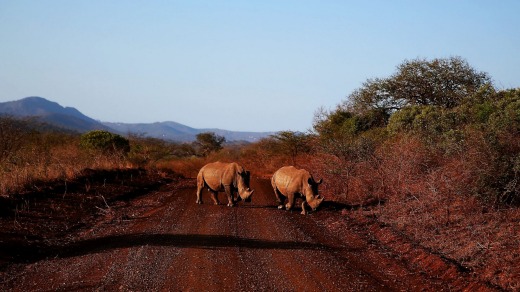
[102, 121, 274, 142]
[0, 97, 274, 142]
[0, 97, 112, 132]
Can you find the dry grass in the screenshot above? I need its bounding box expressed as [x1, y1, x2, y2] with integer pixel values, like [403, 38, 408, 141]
[156, 157, 206, 179]
[299, 135, 520, 291]
[0, 142, 129, 196]
[376, 193, 520, 290]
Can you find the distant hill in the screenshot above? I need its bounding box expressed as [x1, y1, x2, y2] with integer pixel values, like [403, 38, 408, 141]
[102, 121, 274, 142]
[0, 97, 274, 142]
[0, 96, 112, 132]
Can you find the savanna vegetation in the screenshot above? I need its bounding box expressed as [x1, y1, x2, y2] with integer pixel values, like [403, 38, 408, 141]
[1, 56, 518, 290]
[0, 121, 225, 195]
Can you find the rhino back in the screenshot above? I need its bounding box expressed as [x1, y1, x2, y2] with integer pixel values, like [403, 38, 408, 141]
[273, 166, 308, 195]
[200, 162, 226, 190]
[200, 162, 239, 190]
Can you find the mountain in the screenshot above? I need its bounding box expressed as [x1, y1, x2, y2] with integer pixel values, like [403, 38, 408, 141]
[0, 97, 274, 142]
[103, 121, 199, 141]
[103, 121, 274, 142]
[0, 96, 112, 132]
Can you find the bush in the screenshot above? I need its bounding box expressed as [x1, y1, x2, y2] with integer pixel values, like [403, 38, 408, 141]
[488, 88, 520, 134]
[80, 130, 130, 155]
[127, 135, 184, 168]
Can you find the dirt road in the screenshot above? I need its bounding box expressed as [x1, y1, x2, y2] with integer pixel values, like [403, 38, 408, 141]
[0, 176, 493, 291]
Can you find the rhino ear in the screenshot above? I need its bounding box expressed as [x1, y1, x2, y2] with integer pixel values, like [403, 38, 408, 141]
[308, 177, 323, 185]
[237, 166, 246, 176]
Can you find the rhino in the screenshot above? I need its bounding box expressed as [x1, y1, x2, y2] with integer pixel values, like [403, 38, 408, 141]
[271, 166, 324, 215]
[196, 162, 254, 207]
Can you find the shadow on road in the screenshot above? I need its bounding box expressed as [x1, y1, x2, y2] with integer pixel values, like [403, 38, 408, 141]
[238, 204, 279, 209]
[319, 198, 386, 212]
[3, 233, 333, 266]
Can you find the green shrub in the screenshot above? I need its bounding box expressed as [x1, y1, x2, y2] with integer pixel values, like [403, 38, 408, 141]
[387, 105, 423, 134]
[80, 130, 130, 155]
[488, 89, 520, 133]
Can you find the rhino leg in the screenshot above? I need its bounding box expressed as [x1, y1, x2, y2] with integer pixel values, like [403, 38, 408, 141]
[210, 191, 220, 205]
[274, 188, 285, 209]
[224, 185, 235, 207]
[196, 184, 203, 204]
[301, 201, 307, 215]
[196, 173, 208, 204]
[285, 194, 295, 211]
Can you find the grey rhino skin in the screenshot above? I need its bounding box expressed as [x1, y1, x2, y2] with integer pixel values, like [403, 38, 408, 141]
[196, 162, 254, 207]
[271, 166, 324, 215]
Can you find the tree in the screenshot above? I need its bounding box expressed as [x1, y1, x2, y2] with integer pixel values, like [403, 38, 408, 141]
[348, 78, 404, 115]
[313, 107, 356, 138]
[194, 132, 225, 157]
[80, 130, 130, 155]
[171, 143, 197, 158]
[271, 131, 310, 166]
[348, 56, 492, 115]
[314, 105, 388, 143]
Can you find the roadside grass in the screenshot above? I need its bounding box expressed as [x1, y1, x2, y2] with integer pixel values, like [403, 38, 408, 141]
[0, 142, 129, 197]
[299, 137, 520, 291]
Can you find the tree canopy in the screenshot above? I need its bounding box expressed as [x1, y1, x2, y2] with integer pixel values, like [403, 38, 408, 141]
[80, 130, 130, 155]
[347, 56, 492, 115]
[194, 132, 225, 157]
[270, 131, 310, 166]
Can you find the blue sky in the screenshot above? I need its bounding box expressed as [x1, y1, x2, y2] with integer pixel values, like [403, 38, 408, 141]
[1, 1, 519, 132]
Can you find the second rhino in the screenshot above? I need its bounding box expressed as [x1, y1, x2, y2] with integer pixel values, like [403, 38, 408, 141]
[271, 166, 324, 215]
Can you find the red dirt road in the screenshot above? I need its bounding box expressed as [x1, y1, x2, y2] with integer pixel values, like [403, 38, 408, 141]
[0, 176, 495, 291]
